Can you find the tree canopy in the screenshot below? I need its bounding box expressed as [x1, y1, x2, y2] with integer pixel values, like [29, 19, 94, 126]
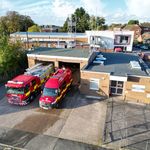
[140, 22, 150, 28]
[128, 20, 139, 25]
[0, 33, 27, 82]
[73, 7, 90, 32]
[89, 16, 106, 30]
[61, 7, 107, 33]
[0, 11, 35, 34]
[108, 23, 123, 30]
[28, 25, 41, 32]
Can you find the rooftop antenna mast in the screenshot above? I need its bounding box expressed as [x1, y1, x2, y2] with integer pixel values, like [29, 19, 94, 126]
[67, 15, 76, 48]
[90, 7, 98, 53]
[25, 12, 29, 49]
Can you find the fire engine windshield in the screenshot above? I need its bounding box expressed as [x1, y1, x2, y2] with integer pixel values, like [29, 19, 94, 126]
[43, 88, 58, 97]
[6, 87, 24, 94]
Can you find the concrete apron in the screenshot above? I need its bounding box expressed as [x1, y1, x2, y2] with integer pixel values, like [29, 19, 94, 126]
[57, 97, 107, 146]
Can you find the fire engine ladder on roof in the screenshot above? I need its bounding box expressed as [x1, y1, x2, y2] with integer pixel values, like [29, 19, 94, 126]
[26, 63, 42, 72]
[25, 63, 43, 75]
[24, 63, 53, 80]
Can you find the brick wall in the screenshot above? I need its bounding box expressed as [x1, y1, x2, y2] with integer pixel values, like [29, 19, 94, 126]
[124, 76, 150, 104]
[28, 56, 88, 69]
[80, 70, 110, 98]
[28, 57, 36, 68]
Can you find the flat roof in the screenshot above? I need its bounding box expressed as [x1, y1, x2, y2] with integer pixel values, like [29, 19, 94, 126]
[11, 32, 86, 37]
[85, 52, 149, 77]
[27, 47, 90, 59]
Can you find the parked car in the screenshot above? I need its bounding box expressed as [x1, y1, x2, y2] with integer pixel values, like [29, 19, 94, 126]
[114, 47, 122, 52]
[140, 45, 149, 50]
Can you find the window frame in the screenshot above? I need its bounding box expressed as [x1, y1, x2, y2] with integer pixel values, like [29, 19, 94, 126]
[89, 78, 99, 90]
[24, 84, 30, 93]
[132, 85, 145, 93]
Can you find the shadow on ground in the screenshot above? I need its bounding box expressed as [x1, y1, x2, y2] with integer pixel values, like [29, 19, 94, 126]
[0, 127, 108, 150]
[103, 97, 150, 150]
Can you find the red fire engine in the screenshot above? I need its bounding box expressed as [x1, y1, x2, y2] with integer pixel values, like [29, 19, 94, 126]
[39, 68, 72, 109]
[5, 63, 53, 105]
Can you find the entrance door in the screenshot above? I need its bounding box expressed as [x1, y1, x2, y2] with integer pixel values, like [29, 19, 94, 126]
[110, 80, 124, 95]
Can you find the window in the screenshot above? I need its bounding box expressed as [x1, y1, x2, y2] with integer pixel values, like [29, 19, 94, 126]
[25, 84, 30, 93]
[118, 81, 124, 88]
[59, 82, 66, 90]
[43, 88, 58, 97]
[117, 88, 123, 94]
[6, 87, 24, 94]
[111, 81, 117, 86]
[90, 78, 99, 90]
[132, 85, 145, 92]
[114, 35, 131, 45]
[110, 80, 124, 95]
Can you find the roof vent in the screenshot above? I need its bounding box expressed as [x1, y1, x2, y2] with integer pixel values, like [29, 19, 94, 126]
[130, 61, 141, 69]
[97, 54, 107, 60]
[93, 54, 106, 65]
[93, 60, 104, 65]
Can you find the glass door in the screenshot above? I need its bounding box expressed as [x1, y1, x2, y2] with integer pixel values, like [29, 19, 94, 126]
[110, 80, 124, 95]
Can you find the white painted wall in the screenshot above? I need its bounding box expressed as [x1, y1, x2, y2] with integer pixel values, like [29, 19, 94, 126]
[86, 31, 114, 49]
[86, 30, 134, 52]
[114, 30, 134, 52]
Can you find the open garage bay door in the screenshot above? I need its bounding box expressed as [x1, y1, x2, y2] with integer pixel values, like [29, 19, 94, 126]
[35, 60, 54, 66]
[59, 61, 80, 85]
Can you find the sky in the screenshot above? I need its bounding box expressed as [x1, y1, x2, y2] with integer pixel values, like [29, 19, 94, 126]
[0, 0, 150, 26]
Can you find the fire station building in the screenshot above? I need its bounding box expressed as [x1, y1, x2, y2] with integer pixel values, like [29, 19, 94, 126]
[27, 47, 150, 104]
[14, 30, 148, 104]
[27, 47, 90, 85]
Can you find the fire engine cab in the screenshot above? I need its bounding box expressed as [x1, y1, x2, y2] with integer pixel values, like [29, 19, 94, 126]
[39, 68, 72, 109]
[5, 63, 53, 105]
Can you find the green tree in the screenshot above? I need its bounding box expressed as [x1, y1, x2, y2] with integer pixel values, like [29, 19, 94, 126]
[74, 7, 90, 32]
[28, 25, 41, 32]
[89, 16, 106, 30]
[128, 20, 139, 25]
[6, 11, 21, 33]
[0, 16, 9, 35]
[59, 18, 69, 32]
[140, 22, 150, 28]
[0, 32, 27, 82]
[98, 24, 108, 30]
[62, 7, 90, 33]
[0, 11, 35, 34]
[108, 23, 123, 30]
[19, 15, 35, 31]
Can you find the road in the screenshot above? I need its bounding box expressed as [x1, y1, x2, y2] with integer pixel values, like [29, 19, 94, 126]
[0, 85, 107, 150]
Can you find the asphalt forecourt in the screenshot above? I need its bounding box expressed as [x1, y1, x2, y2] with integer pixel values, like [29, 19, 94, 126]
[0, 85, 108, 150]
[104, 97, 150, 150]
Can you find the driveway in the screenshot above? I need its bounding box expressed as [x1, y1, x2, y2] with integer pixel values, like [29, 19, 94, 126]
[0, 86, 107, 150]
